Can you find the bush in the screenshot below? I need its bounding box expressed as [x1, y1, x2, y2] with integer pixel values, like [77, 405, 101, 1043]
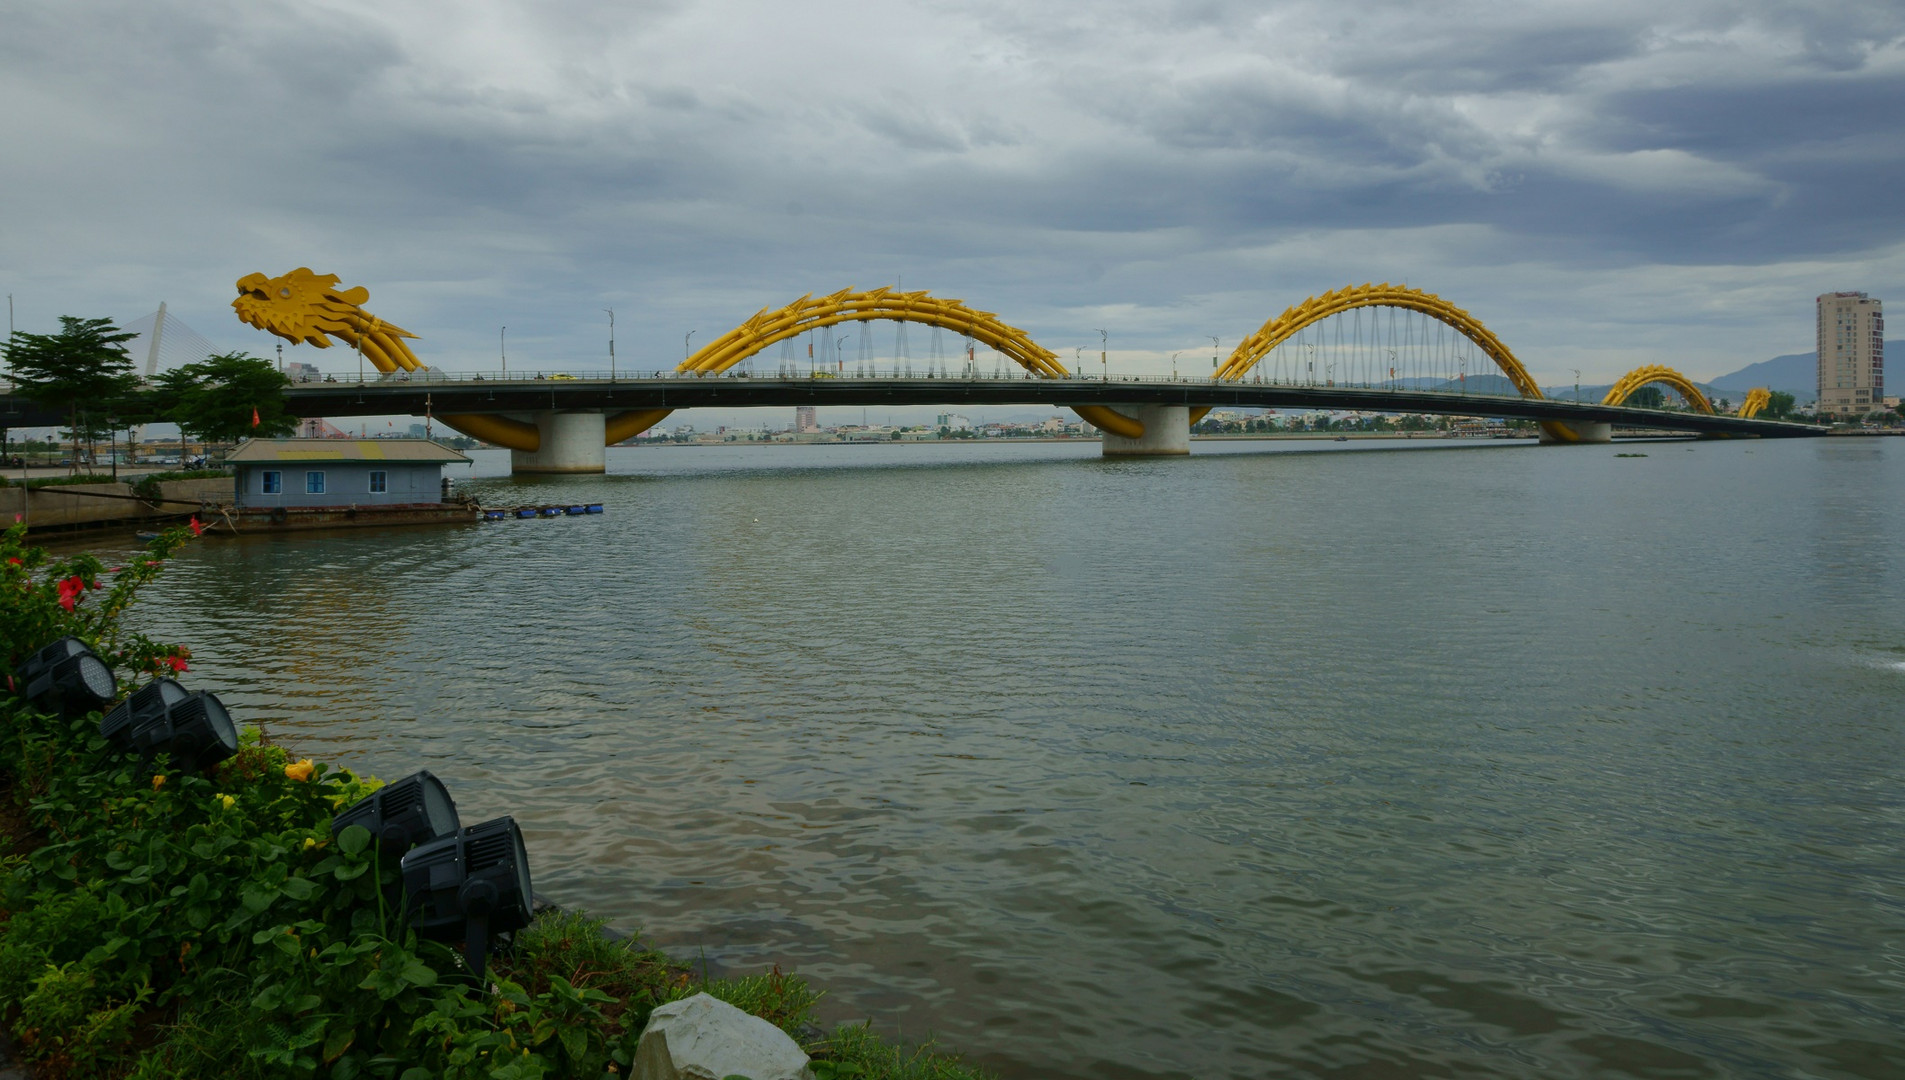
[0, 473, 121, 490]
[0, 522, 991, 1080]
[130, 470, 231, 503]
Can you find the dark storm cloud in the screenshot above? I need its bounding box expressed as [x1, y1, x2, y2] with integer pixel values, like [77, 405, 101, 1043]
[2, 0, 1902, 381]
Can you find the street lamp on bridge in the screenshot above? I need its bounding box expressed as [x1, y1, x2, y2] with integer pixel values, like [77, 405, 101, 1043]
[685, 329, 696, 364]
[605, 309, 615, 381]
[1096, 329, 1108, 382]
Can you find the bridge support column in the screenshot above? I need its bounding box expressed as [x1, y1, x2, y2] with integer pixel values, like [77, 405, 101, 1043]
[1100, 404, 1190, 457]
[1538, 420, 1613, 445]
[511, 411, 606, 474]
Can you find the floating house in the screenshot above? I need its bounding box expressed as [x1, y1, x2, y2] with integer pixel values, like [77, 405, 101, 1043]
[219, 438, 476, 531]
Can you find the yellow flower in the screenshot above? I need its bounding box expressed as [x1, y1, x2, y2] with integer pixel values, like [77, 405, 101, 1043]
[217, 794, 236, 810]
[152, 774, 166, 790]
[284, 759, 315, 782]
[302, 837, 319, 850]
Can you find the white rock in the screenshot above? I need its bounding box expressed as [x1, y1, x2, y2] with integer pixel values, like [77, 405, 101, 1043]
[634, 992, 815, 1080]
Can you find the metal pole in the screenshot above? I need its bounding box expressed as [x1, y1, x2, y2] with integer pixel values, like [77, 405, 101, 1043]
[1096, 329, 1108, 381]
[606, 309, 616, 381]
[685, 329, 697, 363]
[501, 327, 507, 376]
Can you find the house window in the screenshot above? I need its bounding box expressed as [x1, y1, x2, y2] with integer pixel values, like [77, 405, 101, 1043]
[260, 470, 282, 495]
[368, 470, 387, 494]
[305, 471, 326, 495]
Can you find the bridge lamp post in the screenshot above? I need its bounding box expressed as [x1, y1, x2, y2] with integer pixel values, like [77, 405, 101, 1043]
[605, 308, 615, 382]
[685, 329, 696, 365]
[836, 335, 849, 373]
[501, 327, 506, 377]
[1571, 369, 1581, 404]
[1171, 351, 1179, 381]
[1096, 329, 1108, 381]
[1211, 336, 1220, 379]
[1074, 346, 1083, 379]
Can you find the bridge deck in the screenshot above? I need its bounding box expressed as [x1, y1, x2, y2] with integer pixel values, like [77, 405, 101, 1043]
[0, 377, 1826, 439]
[272, 375, 1823, 438]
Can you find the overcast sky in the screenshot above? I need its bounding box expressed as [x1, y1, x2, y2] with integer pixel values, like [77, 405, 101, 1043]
[4, 0, 1902, 389]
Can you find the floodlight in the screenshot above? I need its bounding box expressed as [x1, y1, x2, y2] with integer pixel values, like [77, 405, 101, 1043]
[13, 637, 117, 718]
[401, 816, 534, 982]
[99, 677, 189, 745]
[100, 687, 238, 772]
[331, 770, 461, 859]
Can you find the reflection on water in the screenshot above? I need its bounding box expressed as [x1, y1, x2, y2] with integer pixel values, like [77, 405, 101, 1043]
[125, 439, 1904, 1079]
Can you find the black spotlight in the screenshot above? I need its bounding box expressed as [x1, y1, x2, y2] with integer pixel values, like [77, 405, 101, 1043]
[331, 770, 461, 859]
[99, 686, 238, 772]
[99, 677, 189, 745]
[12, 637, 116, 718]
[400, 816, 534, 982]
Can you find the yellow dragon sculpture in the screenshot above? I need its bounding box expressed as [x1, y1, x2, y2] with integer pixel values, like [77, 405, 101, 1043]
[232, 268, 541, 449]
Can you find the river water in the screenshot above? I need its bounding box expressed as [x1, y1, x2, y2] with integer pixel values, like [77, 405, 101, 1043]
[122, 436, 1902, 1079]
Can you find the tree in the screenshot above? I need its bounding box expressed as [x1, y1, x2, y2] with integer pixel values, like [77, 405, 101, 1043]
[3, 317, 139, 470]
[1764, 391, 1796, 420]
[1626, 385, 1666, 409]
[162, 352, 297, 447]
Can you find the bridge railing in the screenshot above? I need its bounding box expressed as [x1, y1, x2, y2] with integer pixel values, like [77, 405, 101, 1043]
[298, 366, 1552, 395]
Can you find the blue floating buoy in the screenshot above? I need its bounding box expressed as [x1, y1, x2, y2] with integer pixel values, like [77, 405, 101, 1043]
[585, 504, 604, 514]
[565, 505, 587, 515]
[540, 507, 562, 517]
[516, 509, 538, 519]
[484, 510, 506, 520]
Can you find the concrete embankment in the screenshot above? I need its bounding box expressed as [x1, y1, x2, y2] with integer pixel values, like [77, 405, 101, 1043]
[2, 477, 235, 534]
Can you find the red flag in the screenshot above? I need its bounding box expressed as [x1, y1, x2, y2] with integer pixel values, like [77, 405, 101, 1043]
[251, 407, 261, 427]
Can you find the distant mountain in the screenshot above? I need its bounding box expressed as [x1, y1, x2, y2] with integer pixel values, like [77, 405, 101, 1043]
[1707, 352, 1830, 396]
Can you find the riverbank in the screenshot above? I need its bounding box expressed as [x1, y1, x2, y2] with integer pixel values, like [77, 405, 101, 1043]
[1, 475, 232, 536]
[0, 523, 992, 1079]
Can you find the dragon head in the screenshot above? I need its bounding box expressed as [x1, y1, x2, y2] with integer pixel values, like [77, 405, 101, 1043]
[232, 268, 377, 349]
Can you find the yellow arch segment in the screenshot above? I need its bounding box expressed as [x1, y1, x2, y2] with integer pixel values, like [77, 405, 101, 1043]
[437, 413, 541, 452]
[1601, 365, 1715, 414]
[1191, 283, 1544, 425]
[1738, 387, 1772, 419]
[604, 287, 1147, 441]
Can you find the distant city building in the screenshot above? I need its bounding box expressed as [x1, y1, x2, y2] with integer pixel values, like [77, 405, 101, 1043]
[795, 406, 818, 433]
[1817, 291, 1884, 416]
[285, 361, 322, 383]
[936, 413, 971, 431]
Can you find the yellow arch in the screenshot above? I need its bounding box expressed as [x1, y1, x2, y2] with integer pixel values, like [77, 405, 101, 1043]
[1601, 365, 1715, 414]
[606, 286, 1143, 439]
[1191, 283, 1543, 425]
[1738, 387, 1772, 419]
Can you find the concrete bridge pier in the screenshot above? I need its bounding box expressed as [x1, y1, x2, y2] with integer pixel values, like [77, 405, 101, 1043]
[1100, 404, 1190, 457]
[511, 410, 607, 474]
[1538, 420, 1613, 445]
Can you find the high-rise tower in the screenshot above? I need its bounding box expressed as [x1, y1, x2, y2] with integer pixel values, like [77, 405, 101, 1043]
[1816, 292, 1884, 417]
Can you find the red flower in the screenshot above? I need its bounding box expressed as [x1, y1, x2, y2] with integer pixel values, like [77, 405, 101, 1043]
[188, 517, 204, 536]
[56, 575, 86, 611]
[5, 558, 20, 566]
[162, 654, 189, 673]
